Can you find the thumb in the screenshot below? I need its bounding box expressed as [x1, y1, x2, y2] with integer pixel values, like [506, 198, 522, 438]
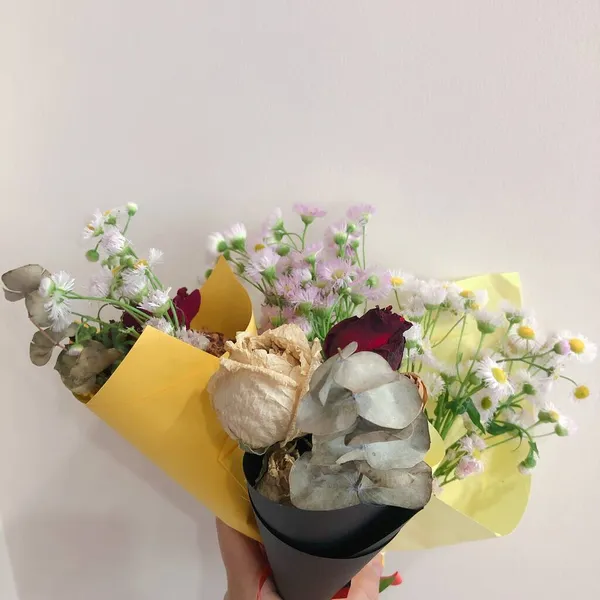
[347, 555, 384, 600]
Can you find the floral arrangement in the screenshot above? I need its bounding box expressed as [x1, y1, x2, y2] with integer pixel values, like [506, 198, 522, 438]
[209, 204, 596, 494]
[2, 204, 225, 399]
[390, 274, 596, 486]
[206, 204, 390, 341]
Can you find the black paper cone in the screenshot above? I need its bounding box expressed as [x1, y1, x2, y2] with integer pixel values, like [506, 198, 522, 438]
[244, 452, 422, 600]
[252, 501, 388, 600]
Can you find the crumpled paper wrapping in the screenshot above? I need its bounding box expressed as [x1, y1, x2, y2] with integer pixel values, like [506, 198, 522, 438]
[86, 265, 529, 550]
[208, 325, 323, 449]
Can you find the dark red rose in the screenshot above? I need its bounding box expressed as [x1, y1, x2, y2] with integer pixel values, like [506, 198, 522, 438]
[172, 287, 201, 328]
[122, 287, 201, 331]
[323, 306, 412, 370]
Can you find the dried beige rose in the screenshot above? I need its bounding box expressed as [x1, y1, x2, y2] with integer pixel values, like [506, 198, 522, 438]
[208, 324, 322, 450]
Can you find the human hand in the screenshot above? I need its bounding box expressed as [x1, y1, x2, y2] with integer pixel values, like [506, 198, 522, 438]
[216, 519, 383, 600]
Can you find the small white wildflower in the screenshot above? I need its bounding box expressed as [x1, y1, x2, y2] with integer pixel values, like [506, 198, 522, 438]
[100, 226, 127, 255]
[402, 295, 426, 322]
[508, 317, 543, 350]
[418, 280, 448, 308]
[389, 270, 415, 290]
[555, 415, 577, 436]
[459, 435, 475, 454]
[145, 317, 174, 336]
[450, 288, 489, 313]
[512, 370, 549, 398]
[89, 268, 114, 298]
[224, 223, 247, 249]
[470, 434, 487, 451]
[148, 248, 163, 267]
[82, 210, 106, 239]
[421, 371, 445, 398]
[519, 463, 535, 476]
[176, 328, 210, 350]
[207, 232, 228, 256]
[139, 288, 172, 314]
[404, 323, 423, 346]
[557, 332, 597, 364]
[474, 310, 505, 334]
[472, 389, 499, 424]
[475, 356, 514, 399]
[120, 268, 148, 300]
[126, 202, 138, 216]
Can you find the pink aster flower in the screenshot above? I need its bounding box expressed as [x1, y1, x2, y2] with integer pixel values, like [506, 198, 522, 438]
[357, 267, 392, 301]
[456, 456, 484, 480]
[326, 221, 349, 247]
[274, 273, 302, 301]
[317, 258, 354, 290]
[291, 315, 312, 335]
[346, 204, 376, 225]
[245, 247, 280, 282]
[288, 285, 319, 307]
[293, 204, 327, 224]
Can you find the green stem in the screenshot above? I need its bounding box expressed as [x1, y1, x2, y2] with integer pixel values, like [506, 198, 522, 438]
[560, 375, 578, 386]
[456, 332, 486, 399]
[432, 315, 465, 348]
[533, 432, 555, 439]
[300, 223, 309, 250]
[482, 434, 519, 451]
[393, 289, 403, 312]
[361, 225, 366, 269]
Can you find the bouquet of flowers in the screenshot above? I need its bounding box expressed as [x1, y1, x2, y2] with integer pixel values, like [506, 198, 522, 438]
[4, 203, 596, 600]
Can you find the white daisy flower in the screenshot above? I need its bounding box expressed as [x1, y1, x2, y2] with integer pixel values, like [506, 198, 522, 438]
[475, 356, 514, 398]
[224, 223, 247, 250]
[402, 295, 426, 322]
[474, 310, 505, 334]
[120, 268, 148, 300]
[471, 389, 499, 423]
[555, 415, 577, 437]
[389, 270, 416, 291]
[403, 323, 423, 346]
[82, 210, 106, 239]
[456, 456, 484, 480]
[459, 435, 475, 454]
[418, 279, 448, 308]
[39, 271, 76, 331]
[145, 317, 174, 336]
[471, 434, 487, 451]
[421, 371, 445, 398]
[139, 288, 172, 314]
[100, 225, 127, 255]
[572, 385, 591, 402]
[508, 317, 543, 350]
[512, 369, 549, 399]
[557, 332, 597, 364]
[89, 268, 114, 298]
[126, 202, 138, 216]
[450, 288, 489, 313]
[207, 232, 228, 256]
[148, 248, 163, 267]
[499, 301, 531, 324]
[176, 328, 210, 350]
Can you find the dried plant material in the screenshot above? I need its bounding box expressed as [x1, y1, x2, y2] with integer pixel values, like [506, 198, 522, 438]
[289, 454, 361, 511]
[337, 413, 430, 470]
[334, 351, 398, 394]
[256, 446, 300, 504]
[25, 292, 52, 328]
[403, 373, 428, 406]
[296, 390, 358, 436]
[55, 341, 121, 397]
[29, 324, 77, 367]
[291, 344, 432, 511]
[2, 265, 49, 301]
[355, 376, 423, 429]
[358, 462, 433, 509]
[208, 324, 322, 450]
[201, 330, 228, 357]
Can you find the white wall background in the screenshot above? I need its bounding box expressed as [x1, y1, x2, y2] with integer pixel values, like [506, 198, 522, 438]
[1, 1, 599, 598]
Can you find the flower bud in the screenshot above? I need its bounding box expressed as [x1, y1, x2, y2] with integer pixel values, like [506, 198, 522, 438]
[538, 409, 560, 423]
[350, 293, 365, 306]
[333, 232, 348, 246]
[204, 268, 213, 280]
[67, 343, 84, 356]
[276, 245, 290, 256]
[126, 202, 138, 216]
[349, 238, 360, 250]
[555, 423, 569, 436]
[553, 339, 571, 355]
[346, 222, 357, 234]
[477, 321, 497, 334]
[273, 230, 285, 242]
[468, 372, 481, 386]
[85, 249, 100, 262]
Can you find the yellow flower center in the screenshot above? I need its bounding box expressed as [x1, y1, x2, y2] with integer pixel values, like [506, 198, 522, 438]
[470, 302, 481, 311]
[460, 290, 474, 299]
[481, 396, 493, 410]
[492, 367, 507, 384]
[569, 338, 585, 354]
[103, 209, 113, 216]
[135, 260, 148, 269]
[86, 224, 95, 231]
[254, 243, 266, 251]
[111, 266, 121, 275]
[517, 325, 535, 340]
[391, 276, 404, 287]
[333, 269, 345, 279]
[549, 410, 560, 423]
[574, 385, 590, 400]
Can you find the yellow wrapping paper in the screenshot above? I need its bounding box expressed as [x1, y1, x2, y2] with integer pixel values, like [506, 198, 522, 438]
[87, 264, 530, 550]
